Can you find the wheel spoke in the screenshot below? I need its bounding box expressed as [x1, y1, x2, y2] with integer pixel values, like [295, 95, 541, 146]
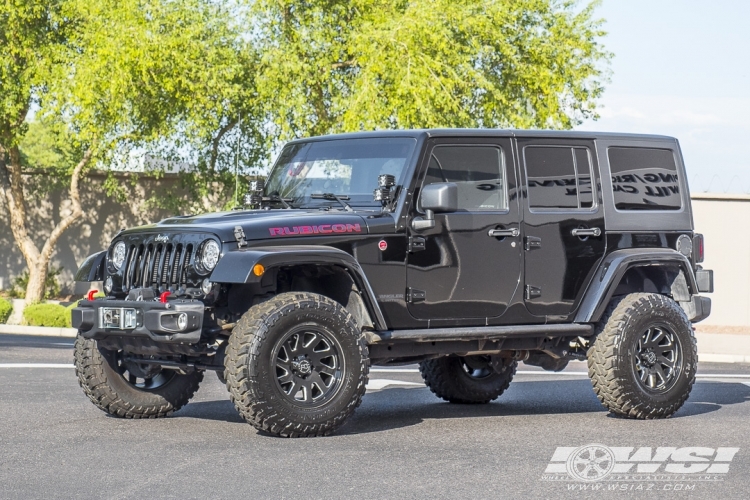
[309, 347, 333, 365]
[276, 368, 293, 384]
[286, 334, 301, 354]
[653, 364, 668, 386]
[657, 355, 676, 370]
[300, 332, 319, 354]
[298, 379, 315, 402]
[309, 372, 330, 391]
[649, 328, 665, 347]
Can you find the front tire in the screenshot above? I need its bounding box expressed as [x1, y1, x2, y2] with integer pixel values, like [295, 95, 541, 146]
[419, 355, 517, 404]
[587, 293, 697, 419]
[74, 336, 203, 418]
[225, 292, 369, 437]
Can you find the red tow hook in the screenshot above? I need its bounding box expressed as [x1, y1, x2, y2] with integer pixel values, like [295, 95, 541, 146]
[159, 291, 171, 304]
[87, 290, 98, 301]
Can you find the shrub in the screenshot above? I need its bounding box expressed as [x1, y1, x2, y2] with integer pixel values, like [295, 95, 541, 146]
[23, 303, 69, 328]
[0, 299, 12, 324]
[8, 267, 63, 300]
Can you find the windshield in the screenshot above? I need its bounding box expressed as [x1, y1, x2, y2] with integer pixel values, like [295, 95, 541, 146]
[265, 137, 417, 208]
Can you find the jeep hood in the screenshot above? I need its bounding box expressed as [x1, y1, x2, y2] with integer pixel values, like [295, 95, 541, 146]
[118, 209, 379, 242]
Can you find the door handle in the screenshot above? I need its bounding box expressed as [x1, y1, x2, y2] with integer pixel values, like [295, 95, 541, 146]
[488, 228, 519, 238]
[571, 227, 601, 237]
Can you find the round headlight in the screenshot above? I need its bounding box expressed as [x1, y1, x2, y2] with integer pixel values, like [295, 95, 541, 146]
[112, 241, 127, 269]
[200, 240, 220, 271]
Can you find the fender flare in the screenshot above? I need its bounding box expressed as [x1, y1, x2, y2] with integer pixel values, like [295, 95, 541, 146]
[574, 248, 699, 324]
[210, 245, 388, 331]
[74, 251, 106, 282]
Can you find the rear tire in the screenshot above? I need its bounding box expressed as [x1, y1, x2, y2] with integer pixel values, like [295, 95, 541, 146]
[74, 335, 203, 418]
[419, 355, 517, 404]
[224, 292, 369, 437]
[587, 293, 697, 419]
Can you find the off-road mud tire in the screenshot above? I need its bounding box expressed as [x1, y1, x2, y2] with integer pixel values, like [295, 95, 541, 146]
[419, 355, 517, 404]
[224, 292, 369, 437]
[74, 335, 203, 418]
[588, 293, 697, 419]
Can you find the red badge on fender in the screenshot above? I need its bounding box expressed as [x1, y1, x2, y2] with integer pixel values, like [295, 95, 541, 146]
[378, 240, 388, 251]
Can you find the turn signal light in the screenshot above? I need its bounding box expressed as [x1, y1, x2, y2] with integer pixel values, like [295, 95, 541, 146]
[253, 264, 265, 277]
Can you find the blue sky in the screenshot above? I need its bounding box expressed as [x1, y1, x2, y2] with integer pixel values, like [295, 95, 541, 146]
[578, 0, 750, 194]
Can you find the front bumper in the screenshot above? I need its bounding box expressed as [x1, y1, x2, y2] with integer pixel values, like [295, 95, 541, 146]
[72, 298, 204, 343]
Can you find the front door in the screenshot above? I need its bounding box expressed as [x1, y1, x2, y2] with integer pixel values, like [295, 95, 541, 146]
[518, 137, 606, 319]
[406, 137, 522, 321]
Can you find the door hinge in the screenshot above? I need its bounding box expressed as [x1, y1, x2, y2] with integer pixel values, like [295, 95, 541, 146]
[525, 236, 542, 251]
[406, 287, 426, 303]
[525, 285, 542, 300]
[408, 236, 426, 253]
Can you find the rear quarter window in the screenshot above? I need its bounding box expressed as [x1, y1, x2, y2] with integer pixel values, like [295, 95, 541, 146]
[608, 147, 681, 211]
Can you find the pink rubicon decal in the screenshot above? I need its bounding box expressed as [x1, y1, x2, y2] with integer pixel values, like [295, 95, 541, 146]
[269, 223, 362, 236]
[378, 240, 388, 251]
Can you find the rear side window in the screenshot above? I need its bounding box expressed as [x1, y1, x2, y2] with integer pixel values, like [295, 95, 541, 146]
[608, 147, 681, 211]
[422, 145, 507, 211]
[524, 146, 595, 210]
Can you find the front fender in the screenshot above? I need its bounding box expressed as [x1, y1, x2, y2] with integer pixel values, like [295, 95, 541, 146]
[575, 248, 700, 323]
[210, 245, 387, 330]
[74, 251, 106, 282]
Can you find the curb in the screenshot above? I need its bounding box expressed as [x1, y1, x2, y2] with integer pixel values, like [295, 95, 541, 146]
[0, 325, 77, 338]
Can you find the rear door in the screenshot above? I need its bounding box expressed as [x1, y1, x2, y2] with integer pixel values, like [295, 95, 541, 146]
[406, 137, 521, 321]
[518, 138, 606, 319]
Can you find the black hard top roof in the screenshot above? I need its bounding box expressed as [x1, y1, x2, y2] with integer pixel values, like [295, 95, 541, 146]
[289, 129, 678, 144]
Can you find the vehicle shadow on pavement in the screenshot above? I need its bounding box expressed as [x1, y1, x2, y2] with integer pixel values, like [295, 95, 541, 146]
[675, 382, 750, 417]
[340, 380, 606, 434]
[172, 380, 750, 435]
[174, 400, 246, 423]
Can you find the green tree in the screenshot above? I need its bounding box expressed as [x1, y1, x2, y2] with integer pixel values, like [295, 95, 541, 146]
[0, 0, 262, 302]
[252, 0, 610, 140]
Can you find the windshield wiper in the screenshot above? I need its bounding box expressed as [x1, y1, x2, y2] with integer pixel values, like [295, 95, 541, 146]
[311, 193, 353, 212]
[264, 193, 292, 209]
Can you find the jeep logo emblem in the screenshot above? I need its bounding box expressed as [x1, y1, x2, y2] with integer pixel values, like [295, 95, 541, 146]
[154, 234, 169, 243]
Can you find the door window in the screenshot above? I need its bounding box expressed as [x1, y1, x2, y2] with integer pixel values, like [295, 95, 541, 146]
[422, 146, 507, 211]
[524, 146, 595, 210]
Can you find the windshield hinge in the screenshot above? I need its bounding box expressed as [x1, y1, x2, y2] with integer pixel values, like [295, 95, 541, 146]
[234, 226, 247, 248]
[408, 236, 426, 253]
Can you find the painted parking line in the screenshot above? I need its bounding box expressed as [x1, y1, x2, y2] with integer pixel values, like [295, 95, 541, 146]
[0, 363, 74, 368]
[366, 379, 423, 390]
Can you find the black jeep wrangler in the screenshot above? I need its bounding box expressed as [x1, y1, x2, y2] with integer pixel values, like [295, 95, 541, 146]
[72, 130, 713, 437]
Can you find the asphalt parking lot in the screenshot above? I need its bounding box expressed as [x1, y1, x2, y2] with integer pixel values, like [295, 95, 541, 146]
[2, 334, 750, 499]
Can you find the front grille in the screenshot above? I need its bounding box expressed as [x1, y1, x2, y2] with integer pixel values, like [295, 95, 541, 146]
[122, 242, 194, 291]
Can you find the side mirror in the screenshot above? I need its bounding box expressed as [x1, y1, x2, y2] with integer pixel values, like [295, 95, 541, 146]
[412, 182, 457, 231]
